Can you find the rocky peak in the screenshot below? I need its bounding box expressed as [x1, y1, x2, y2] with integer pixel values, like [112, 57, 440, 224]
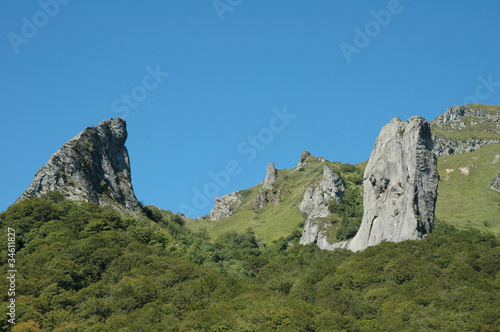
[16, 118, 142, 214]
[262, 162, 278, 190]
[347, 116, 439, 252]
[297, 151, 311, 168]
[209, 192, 243, 220]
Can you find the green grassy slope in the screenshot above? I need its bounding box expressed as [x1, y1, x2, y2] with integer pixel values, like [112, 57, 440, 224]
[185, 157, 365, 245]
[435, 143, 500, 233]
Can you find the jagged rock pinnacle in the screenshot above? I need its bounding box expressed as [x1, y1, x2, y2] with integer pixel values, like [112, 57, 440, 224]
[16, 118, 142, 214]
[297, 151, 311, 168]
[262, 162, 278, 190]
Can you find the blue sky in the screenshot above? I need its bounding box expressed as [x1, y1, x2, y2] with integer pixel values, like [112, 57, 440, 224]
[1, 0, 499, 217]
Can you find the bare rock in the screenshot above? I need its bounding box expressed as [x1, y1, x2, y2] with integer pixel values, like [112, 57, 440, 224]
[262, 162, 278, 190]
[299, 165, 345, 249]
[252, 189, 281, 210]
[17, 118, 141, 214]
[431, 105, 500, 156]
[347, 116, 439, 252]
[209, 192, 242, 220]
[299, 165, 344, 219]
[297, 151, 311, 169]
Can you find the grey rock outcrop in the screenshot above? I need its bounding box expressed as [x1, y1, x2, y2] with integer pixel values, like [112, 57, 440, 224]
[491, 172, 500, 193]
[300, 220, 349, 250]
[253, 189, 281, 210]
[297, 151, 311, 169]
[347, 116, 439, 252]
[17, 118, 141, 214]
[432, 137, 500, 157]
[262, 162, 278, 190]
[209, 192, 242, 220]
[252, 162, 281, 210]
[431, 105, 500, 156]
[299, 165, 346, 249]
[299, 166, 344, 219]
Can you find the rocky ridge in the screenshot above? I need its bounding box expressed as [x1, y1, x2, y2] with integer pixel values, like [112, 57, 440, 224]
[431, 105, 500, 156]
[17, 118, 142, 214]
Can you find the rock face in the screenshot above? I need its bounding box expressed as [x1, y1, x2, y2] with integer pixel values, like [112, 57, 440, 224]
[297, 151, 311, 169]
[299, 165, 346, 249]
[252, 190, 281, 210]
[431, 105, 500, 156]
[347, 116, 439, 252]
[17, 118, 141, 214]
[253, 162, 281, 210]
[262, 162, 278, 190]
[209, 192, 242, 220]
[491, 172, 500, 193]
[299, 166, 345, 219]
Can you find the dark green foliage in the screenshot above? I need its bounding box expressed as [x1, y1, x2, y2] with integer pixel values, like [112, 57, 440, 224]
[330, 187, 363, 241]
[41, 191, 66, 203]
[0, 198, 499, 331]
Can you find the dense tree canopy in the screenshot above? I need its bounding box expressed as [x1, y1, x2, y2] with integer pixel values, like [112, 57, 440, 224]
[0, 196, 499, 331]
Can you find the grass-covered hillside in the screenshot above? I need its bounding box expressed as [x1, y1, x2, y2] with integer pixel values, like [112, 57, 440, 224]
[435, 143, 500, 234]
[1, 195, 499, 331]
[185, 155, 365, 246]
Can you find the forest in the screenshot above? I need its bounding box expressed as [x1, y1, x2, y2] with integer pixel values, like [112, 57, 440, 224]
[0, 194, 499, 331]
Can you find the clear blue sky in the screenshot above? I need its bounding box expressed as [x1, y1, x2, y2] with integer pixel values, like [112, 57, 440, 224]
[1, 1, 499, 217]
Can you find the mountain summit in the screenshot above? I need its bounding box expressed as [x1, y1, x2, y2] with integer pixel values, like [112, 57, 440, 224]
[16, 118, 141, 214]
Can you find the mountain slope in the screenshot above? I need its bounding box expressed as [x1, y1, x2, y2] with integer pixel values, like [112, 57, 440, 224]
[185, 154, 365, 245]
[435, 143, 500, 234]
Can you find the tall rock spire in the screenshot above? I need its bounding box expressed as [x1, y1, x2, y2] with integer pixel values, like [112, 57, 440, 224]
[262, 162, 278, 190]
[347, 116, 439, 252]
